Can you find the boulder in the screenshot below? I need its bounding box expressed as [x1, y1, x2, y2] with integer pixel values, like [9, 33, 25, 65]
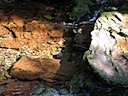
[10, 56, 77, 82]
[87, 11, 128, 86]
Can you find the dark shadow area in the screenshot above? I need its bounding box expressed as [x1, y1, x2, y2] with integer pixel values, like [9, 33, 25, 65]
[0, 0, 74, 23]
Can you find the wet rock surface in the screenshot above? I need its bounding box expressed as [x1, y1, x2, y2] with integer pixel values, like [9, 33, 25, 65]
[88, 11, 128, 86]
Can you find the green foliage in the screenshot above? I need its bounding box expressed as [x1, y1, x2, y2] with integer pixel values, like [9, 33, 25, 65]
[70, 73, 94, 93]
[70, 0, 94, 20]
[70, 74, 83, 93]
[84, 78, 94, 90]
[119, 1, 128, 13]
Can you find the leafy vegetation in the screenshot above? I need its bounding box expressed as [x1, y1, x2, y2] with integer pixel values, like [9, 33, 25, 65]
[70, 0, 95, 21]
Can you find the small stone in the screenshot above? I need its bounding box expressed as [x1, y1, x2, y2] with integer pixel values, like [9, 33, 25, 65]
[1, 81, 38, 96]
[32, 87, 44, 95]
[41, 88, 59, 96]
[48, 30, 64, 38]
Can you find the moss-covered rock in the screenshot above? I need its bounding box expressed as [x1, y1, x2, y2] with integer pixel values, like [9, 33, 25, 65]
[87, 11, 128, 86]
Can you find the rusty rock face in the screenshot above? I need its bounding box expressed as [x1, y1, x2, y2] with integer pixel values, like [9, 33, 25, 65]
[87, 11, 128, 86]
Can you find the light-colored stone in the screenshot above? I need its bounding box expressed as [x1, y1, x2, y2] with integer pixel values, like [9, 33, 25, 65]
[87, 11, 128, 86]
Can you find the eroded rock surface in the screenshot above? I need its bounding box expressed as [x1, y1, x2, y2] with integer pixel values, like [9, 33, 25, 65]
[87, 11, 128, 86]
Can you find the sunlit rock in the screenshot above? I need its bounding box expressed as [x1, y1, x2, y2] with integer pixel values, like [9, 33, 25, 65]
[10, 56, 77, 82]
[87, 11, 128, 86]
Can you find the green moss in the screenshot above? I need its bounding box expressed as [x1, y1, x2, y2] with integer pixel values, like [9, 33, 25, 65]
[84, 78, 94, 90]
[70, 73, 94, 93]
[111, 75, 128, 86]
[88, 56, 128, 86]
[70, 74, 82, 93]
[82, 50, 91, 62]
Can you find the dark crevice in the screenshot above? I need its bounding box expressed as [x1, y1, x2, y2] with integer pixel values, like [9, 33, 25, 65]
[109, 31, 116, 39]
[113, 14, 122, 21]
[105, 15, 109, 20]
[117, 32, 127, 37]
[3, 26, 17, 38]
[111, 18, 116, 23]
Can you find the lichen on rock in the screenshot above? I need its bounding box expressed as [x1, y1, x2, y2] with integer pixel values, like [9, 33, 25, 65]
[0, 48, 20, 81]
[87, 11, 128, 86]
